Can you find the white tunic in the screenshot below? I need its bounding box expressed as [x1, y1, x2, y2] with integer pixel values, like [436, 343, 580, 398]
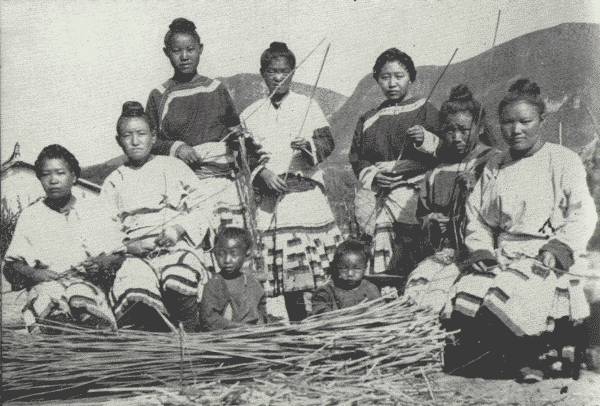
[240, 91, 328, 184]
[466, 143, 597, 258]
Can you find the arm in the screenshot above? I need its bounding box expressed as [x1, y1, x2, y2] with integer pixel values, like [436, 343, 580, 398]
[258, 291, 268, 324]
[349, 116, 380, 191]
[540, 155, 598, 269]
[146, 89, 178, 156]
[310, 286, 335, 315]
[311, 126, 335, 163]
[463, 170, 498, 266]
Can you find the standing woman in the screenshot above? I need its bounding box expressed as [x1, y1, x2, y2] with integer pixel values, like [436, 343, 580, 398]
[241, 42, 342, 321]
[349, 48, 440, 282]
[146, 18, 244, 231]
[443, 79, 599, 380]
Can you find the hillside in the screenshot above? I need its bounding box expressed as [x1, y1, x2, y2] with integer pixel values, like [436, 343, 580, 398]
[329, 22, 600, 163]
[80, 76, 347, 185]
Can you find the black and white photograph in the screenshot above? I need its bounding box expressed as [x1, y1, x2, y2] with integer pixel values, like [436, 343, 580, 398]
[1, 0, 600, 404]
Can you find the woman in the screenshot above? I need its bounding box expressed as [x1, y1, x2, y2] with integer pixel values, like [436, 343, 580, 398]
[404, 85, 494, 311]
[146, 17, 245, 233]
[349, 48, 440, 281]
[102, 101, 211, 332]
[241, 42, 341, 321]
[4, 145, 123, 333]
[442, 79, 598, 380]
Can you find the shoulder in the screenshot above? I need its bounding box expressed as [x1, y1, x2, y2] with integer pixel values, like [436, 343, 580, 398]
[16, 199, 46, 224]
[361, 279, 379, 292]
[314, 282, 335, 297]
[191, 75, 222, 93]
[241, 98, 267, 120]
[149, 81, 169, 98]
[102, 165, 128, 189]
[204, 274, 225, 290]
[544, 142, 581, 162]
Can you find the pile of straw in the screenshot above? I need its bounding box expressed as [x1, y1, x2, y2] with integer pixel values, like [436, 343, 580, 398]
[2, 297, 451, 402]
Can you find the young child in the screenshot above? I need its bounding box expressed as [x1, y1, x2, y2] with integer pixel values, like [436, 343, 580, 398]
[200, 227, 267, 330]
[311, 240, 381, 315]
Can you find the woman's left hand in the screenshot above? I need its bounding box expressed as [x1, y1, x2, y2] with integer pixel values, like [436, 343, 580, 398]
[538, 250, 557, 269]
[407, 125, 425, 147]
[290, 138, 311, 152]
[155, 225, 185, 247]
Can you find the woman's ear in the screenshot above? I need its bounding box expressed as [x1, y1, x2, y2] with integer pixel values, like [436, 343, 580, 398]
[163, 46, 169, 58]
[198, 43, 204, 56]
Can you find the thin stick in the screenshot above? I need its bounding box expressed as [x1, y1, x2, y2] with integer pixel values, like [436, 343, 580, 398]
[420, 366, 435, 402]
[559, 121, 563, 146]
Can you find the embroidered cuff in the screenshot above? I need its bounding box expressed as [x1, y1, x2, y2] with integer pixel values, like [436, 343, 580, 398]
[170, 141, 186, 157]
[414, 129, 439, 155]
[358, 165, 380, 192]
[540, 239, 574, 270]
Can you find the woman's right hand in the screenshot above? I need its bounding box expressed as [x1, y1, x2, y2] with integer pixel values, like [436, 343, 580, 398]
[260, 168, 287, 193]
[175, 144, 201, 165]
[125, 239, 156, 257]
[374, 172, 405, 190]
[31, 263, 60, 283]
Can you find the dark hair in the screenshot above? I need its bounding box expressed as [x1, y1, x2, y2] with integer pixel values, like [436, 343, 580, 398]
[372, 48, 416, 81]
[163, 17, 201, 49]
[214, 226, 253, 250]
[34, 144, 81, 179]
[260, 41, 296, 72]
[440, 84, 485, 124]
[330, 239, 368, 274]
[498, 78, 545, 117]
[116, 101, 152, 136]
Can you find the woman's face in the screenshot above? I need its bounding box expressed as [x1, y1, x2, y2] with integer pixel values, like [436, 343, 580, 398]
[376, 61, 411, 101]
[500, 101, 544, 153]
[441, 111, 474, 157]
[38, 158, 76, 201]
[262, 56, 293, 95]
[117, 117, 156, 165]
[164, 33, 202, 76]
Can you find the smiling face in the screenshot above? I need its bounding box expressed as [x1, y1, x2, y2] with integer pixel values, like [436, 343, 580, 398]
[38, 158, 76, 201]
[333, 251, 367, 290]
[376, 61, 412, 102]
[441, 111, 474, 157]
[164, 32, 202, 77]
[500, 101, 544, 154]
[214, 236, 249, 278]
[117, 117, 156, 165]
[261, 56, 293, 96]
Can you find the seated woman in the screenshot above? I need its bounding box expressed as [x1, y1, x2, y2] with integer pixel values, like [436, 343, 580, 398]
[349, 48, 440, 283]
[311, 240, 380, 315]
[102, 101, 212, 332]
[4, 145, 123, 333]
[241, 42, 342, 321]
[404, 85, 494, 311]
[441, 79, 599, 380]
[200, 227, 267, 330]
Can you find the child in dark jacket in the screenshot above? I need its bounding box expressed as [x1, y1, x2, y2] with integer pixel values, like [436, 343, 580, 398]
[200, 227, 267, 330]
[311, 240, 381, 315]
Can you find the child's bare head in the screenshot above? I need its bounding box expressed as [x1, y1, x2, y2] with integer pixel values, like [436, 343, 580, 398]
[214, 227, 252, 277]
[331, 240, 368, 290]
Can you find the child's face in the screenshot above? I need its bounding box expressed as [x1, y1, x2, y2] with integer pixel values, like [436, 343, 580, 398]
[334, 252, 366, 290]
[214, 237, 248, 277]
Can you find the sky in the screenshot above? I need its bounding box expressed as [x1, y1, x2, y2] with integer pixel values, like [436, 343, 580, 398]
[1, 0, 599, 166]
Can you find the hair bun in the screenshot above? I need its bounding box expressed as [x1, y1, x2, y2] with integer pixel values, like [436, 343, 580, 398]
[269, 41, 289, 52]
[121, 101, 145, 117]
[448, 84, 473, 102]
[169, 17, 196, 33]
[508, 78, 540, 98]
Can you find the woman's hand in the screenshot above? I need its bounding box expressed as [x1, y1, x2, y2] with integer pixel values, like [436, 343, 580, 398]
[374, 161, 396, 172]
[290, 138, 311, 152]
[429, 212, 450, 235]
[260, 168, 287, 193]
[83, 253, 123, 274]
[538, 250, 557, 269]
[126, 239, 156, 257]
[175, 143, 201, 165]
[155, 225, 185, 247]
[31, 262, 60, 283]
[407, 125, 425, 147]
[374, 172, 405, 190]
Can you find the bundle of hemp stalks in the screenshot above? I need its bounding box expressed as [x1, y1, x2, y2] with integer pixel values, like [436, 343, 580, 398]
[2, 296, 452, 402]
